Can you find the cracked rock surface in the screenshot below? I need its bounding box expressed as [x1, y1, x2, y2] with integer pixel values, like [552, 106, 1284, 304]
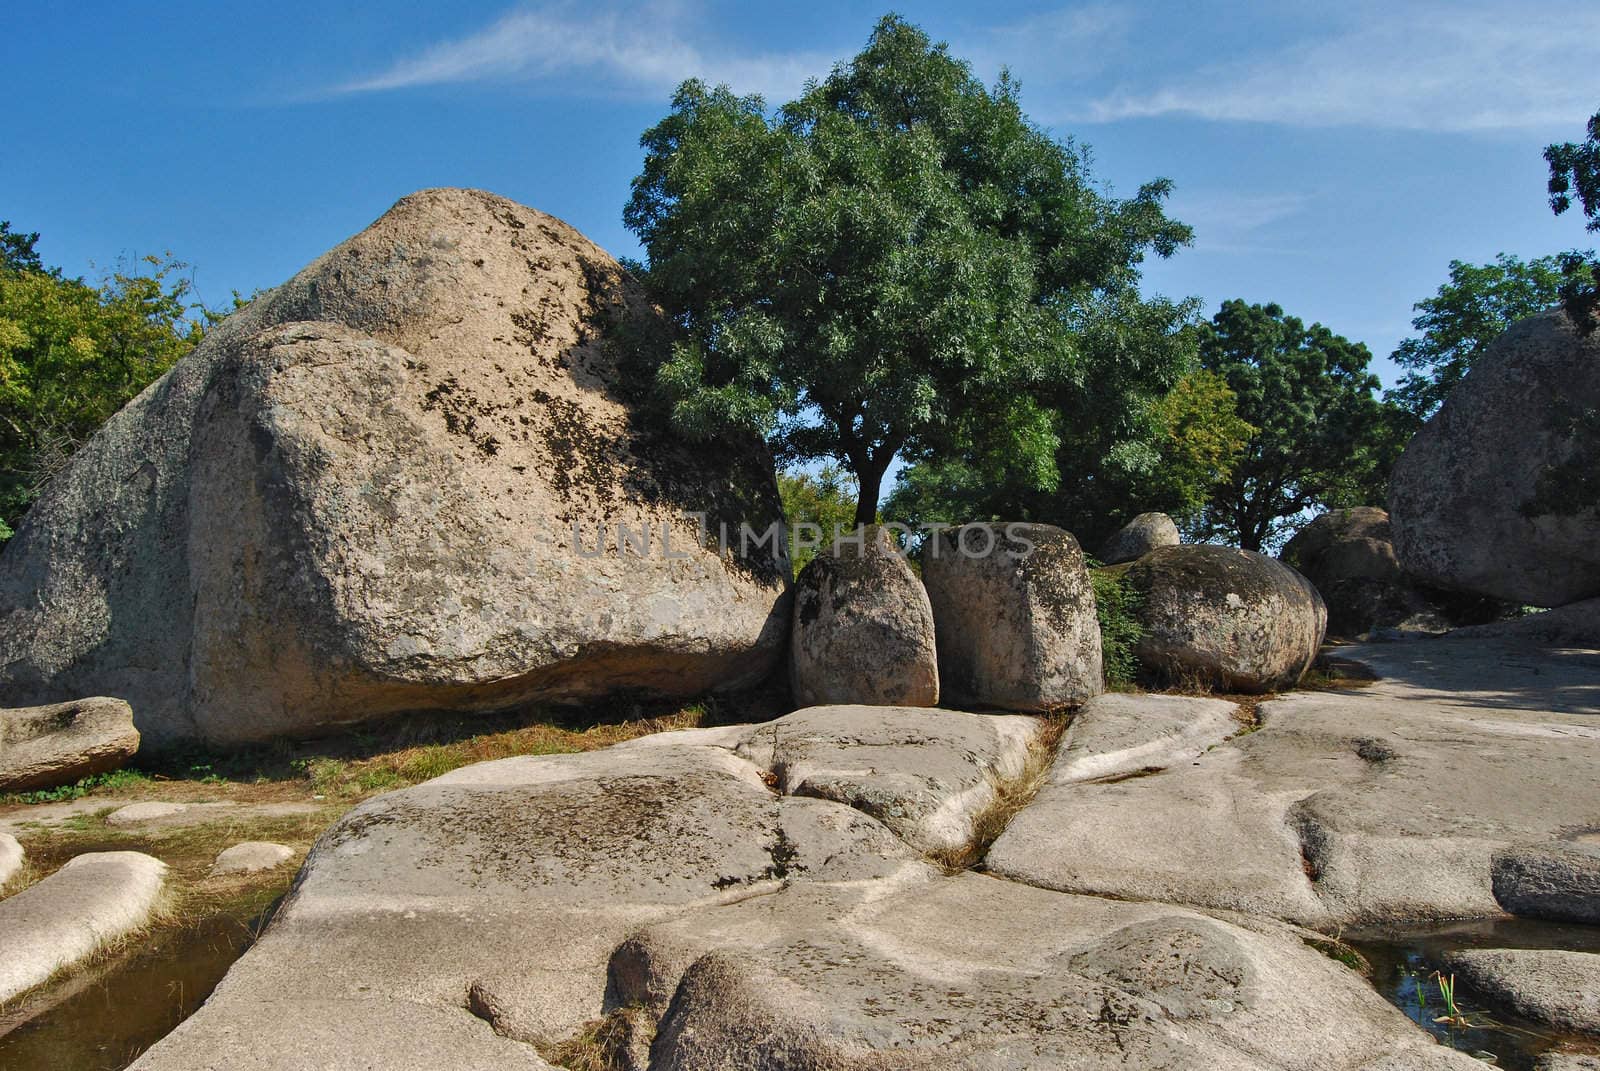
[130, 642, 1594, 1069]
[987, 637, 1600, 928]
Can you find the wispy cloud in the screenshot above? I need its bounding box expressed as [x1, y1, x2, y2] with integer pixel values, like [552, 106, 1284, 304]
[1077, 3, 1600, 131]
[331, 2, 835, 103]
[1166, 191, 1315, 255]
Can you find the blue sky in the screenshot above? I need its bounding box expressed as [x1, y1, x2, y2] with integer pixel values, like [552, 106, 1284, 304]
[6, 0, 1598, 387]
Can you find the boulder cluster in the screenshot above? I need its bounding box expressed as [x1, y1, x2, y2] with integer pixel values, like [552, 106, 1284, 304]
[3, 190, 1598, 1069]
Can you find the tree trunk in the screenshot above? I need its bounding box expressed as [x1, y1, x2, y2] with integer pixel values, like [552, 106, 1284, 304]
[853, 456, 890, 527]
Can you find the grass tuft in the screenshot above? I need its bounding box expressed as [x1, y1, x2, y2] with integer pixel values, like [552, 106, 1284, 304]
[929, 714, 1068, 873]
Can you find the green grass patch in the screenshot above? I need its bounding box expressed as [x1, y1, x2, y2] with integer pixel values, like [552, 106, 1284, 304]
[2, 768, 152, 805]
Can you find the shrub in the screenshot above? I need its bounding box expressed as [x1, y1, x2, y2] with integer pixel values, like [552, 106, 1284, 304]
[1090, 563, 1146, 688]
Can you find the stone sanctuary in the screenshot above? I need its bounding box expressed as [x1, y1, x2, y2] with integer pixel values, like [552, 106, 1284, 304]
[2, 191, 1598, 1070]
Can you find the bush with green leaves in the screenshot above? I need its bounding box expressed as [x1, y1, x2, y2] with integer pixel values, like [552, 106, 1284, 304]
[1089, 564, 1145, 689]
[0, 222, 210, 541]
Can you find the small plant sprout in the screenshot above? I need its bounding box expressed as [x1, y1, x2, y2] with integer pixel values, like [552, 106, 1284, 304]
[1430, 971, 1471, 1029]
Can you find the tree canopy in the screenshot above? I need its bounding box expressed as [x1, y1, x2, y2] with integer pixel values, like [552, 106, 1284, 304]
[1546, 108, 1600, 332]
[0, 237, 208, 540]
[1387, 254, 1568, 420]
[624, 14, 1190, 524]
[1190, 300, 1399, 552]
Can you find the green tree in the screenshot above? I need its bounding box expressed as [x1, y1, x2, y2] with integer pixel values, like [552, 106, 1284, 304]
[624, 15, 1189, 525]
[777, 463, 862, 571]
[1192, 300, 1397, 552]
[0, 222, 45, 274]
[1387, 254, 1568, 419]
[0, 246, 207, 540]
[1546, 108, 1600, 332]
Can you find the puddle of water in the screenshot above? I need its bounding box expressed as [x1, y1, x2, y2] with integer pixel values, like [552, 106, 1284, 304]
[0, 895, 279, 1071]
[1347, 917, 1600, 1069]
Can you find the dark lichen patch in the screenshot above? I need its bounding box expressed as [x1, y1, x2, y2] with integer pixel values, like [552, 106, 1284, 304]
[420, 374, 505, 458]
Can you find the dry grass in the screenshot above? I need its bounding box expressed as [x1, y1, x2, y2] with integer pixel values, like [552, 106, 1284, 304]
[930, 713, 1069, 873]
[542, 1006, 652, 1071]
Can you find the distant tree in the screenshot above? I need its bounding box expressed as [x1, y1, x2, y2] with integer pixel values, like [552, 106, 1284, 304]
[1546, 108, 1600, 332]
[1387, 254, 1567, 419]
[625, 15, 1190, 525]
[0, 245, 208, 540]
[777, 464, 862, 571]
[0, 221, 45, 274]
[1191, 300, 1398, 552]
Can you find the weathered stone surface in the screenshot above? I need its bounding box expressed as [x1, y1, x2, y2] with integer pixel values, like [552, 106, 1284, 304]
[210, 841, 296, 877]
[131, 683, 1502, 1070]
[106, 801, 190, 826]
[1538, 1054, 1600, 1071]
[1281, 507, 1503, 637]
[1098, 511, 1180, 565]
[1452, 597, 1600, 646]
[1492, 837, 1600, 923]
[731, 705, 1042, 855]
[0, 851, 166, 1003]
[790, 525, 938, 708]
[1390, 310, 1600, 607]
[0, 188, 789, 746]
[921, 522, 1101, 711]
[0, 697, 139, 793]
[1125, 544, 1327, 693]
[988, 637, 1600, 928]
[617, 873, 1479, 1070]
[1442, 948, 1600, 1035]
[130, 741, 931, 1069]
[0, 831, 22, 888]
[1048, 692, 1241, 785]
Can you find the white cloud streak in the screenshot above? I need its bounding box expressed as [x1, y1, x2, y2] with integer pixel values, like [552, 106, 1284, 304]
[332, 2, 834, 104]
[1078, 3, 1600, 131]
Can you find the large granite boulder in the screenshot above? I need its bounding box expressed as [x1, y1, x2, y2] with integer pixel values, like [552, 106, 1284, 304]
[789, 525, 938, 708]
[1124, 545, 1326, 693]
[921, 522, 1101, 711]
[1098, 511, 1180, 565]
[0, 697, 139, 793]
[0, 189, 789, 746]
[1281, 507, 1502, 637]
[1390, 310, 1600, 607]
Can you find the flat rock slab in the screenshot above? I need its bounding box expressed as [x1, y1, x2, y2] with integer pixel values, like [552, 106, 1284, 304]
[1442, 948, 1600, 1035]
[131, 742, 930, 1069]
[0, 799, 325, 837]
[131, 724, 1477, 1071]
[106, 801, 193, 826]
[1050, 692, 1241, 784]
[210, 841, 295, 877]
[0, 831, 22, 888]
[0, 850, 166, 1003]
[0, 697, 139, 793]
[619, 872, 1479, 1070]
[988, 637, 1600, 927]
[732, 705, 1042, 854]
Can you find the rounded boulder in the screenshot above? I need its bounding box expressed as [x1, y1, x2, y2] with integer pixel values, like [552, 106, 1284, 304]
[1390, 310, 1600, 607]
[790, 526, 939, 708]
[1125, 545, 1326, 693]
[1098, 512, 1180, 566]
[922, 523, 1102, 711]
